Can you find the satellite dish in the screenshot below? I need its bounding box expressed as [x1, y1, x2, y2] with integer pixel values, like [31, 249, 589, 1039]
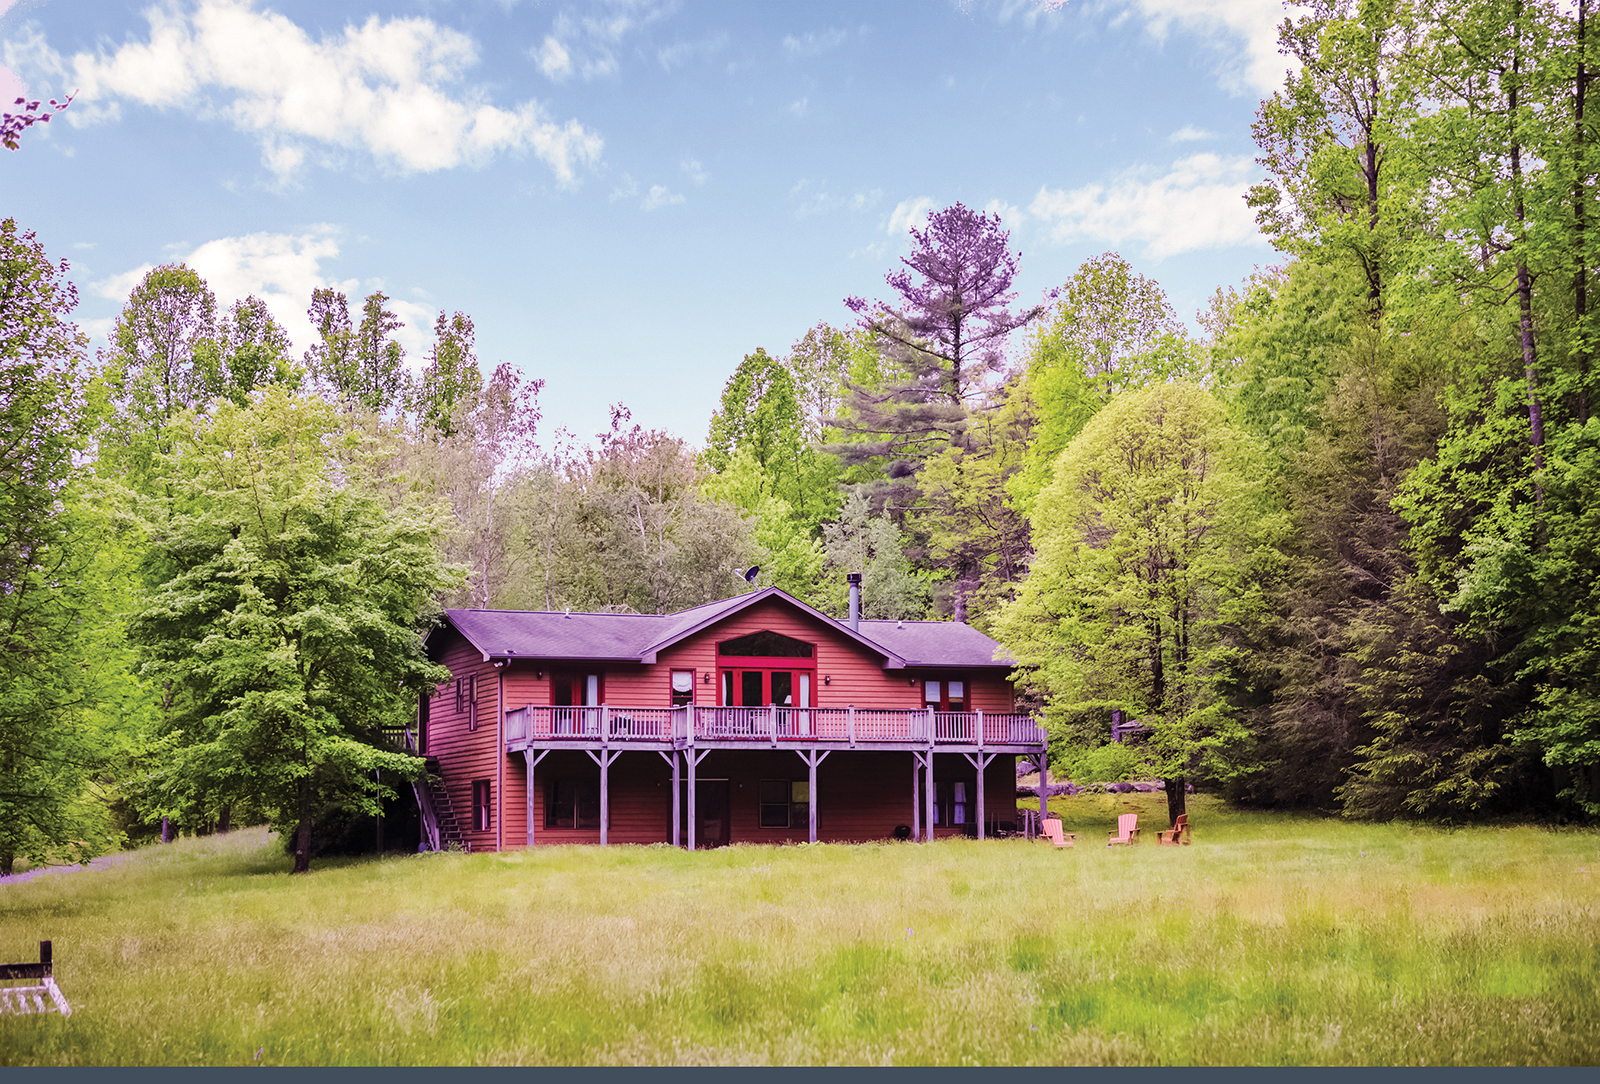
[743, 565, 761, 584]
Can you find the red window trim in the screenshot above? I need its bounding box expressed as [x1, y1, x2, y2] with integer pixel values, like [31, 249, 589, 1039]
[717, 654, 816, 669]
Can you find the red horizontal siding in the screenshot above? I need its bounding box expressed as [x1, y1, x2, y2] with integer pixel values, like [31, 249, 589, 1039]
[506, 748, 1020, 849]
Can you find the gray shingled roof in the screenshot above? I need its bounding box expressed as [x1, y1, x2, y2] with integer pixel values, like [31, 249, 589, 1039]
[857, 620, 1016, 669]
[435, 588, 1014, 671]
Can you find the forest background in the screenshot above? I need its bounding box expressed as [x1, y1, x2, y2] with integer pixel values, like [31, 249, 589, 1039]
[4, 0, 1599, 875]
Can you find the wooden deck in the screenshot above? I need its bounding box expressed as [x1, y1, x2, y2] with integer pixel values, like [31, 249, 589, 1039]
[500, 704, 1045, 753]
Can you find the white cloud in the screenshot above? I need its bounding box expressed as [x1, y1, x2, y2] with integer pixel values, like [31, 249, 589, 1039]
[657, 32, 728, 74]
[789, 96, 809, 118]
[386, 298, 436, 370]
[1028, 153, 1266, 260]
[534, 36, 573, 82]
[93, 262, 157, 303]
[8, 0, 603, 181]
[781, 28, 849, 58]
[93, 226, 361, 355]
[1131, 0, 1295, 95]
[886, 197, 934, 237]
[642, 184, 684, 211]
[186, 227, 354, 350]
[793, 180, 882, 219]
[76, 316, 117, 345]
[609, 173, 640, 202]
[543, 4, 675, 81]
[983, 199, 1026, 229]
[1169, 124, 1215, 142]
[681, 155, 708, 185]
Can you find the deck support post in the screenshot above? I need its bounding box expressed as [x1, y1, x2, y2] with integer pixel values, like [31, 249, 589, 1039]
[522, 748, 549, 846]
[963, 751, 996, 841]
[1038, 751, 1050, 829]
[925, 746, 936, 843]
[685, 747, 711, 851]
[848, 705, 856, 747]
[657, 749, 681, 847]
[910, 752, 922, 841]
[585, 748, 622, 845]
[795, 749, 830, 844]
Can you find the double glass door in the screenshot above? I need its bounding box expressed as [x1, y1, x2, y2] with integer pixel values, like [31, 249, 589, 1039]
[721, 669, 811, 709]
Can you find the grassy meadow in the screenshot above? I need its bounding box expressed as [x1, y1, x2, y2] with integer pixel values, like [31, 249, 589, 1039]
[1, 792, 1596, 1066]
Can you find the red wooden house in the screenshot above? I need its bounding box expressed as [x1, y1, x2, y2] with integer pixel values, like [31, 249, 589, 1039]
[412, 583, 1047, 850]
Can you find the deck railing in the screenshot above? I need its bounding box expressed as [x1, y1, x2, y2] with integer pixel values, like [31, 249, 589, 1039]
[502, 705, 1043, 746]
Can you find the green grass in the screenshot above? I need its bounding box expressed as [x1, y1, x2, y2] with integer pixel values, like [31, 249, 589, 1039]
[2, 794, 1597, 1065]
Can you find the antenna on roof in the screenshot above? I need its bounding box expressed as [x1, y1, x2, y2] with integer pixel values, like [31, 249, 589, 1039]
[740, 565, 760, 585]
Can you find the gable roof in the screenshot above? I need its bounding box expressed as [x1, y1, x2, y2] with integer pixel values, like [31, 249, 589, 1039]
[432, 588, 1015, 672]
[858, 619, 1016, 670]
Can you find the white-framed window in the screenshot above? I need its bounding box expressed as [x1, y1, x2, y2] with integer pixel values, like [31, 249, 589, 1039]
[671, 670, 695, 706]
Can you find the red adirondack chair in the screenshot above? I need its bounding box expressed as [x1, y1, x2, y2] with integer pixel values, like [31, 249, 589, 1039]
[1157, 813, 1190, 845]
[1107, 812, 1140, 846]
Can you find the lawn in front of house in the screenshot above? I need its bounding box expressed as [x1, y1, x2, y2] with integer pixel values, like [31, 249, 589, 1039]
[1, 796, 1595, 1065]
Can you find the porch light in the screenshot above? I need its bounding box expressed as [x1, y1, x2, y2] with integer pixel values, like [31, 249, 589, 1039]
[824, 675, 830, 685]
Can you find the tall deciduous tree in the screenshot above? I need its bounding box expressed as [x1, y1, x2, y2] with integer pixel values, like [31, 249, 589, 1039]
[999, 381, 1282, 825]
[210, 295, 299, 405]
[303, 288, 410, 415]
[1009, 252, 1201, 518]
[412, 310, 481, 437]
[128, 389, 459, 873]
[96, 263, 218, 487]
[0, 219, 122, 873]
[1249, 0, 1419, 317]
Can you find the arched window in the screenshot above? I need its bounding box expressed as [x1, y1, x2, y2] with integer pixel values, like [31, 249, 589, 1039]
[718, 630, 816, 707]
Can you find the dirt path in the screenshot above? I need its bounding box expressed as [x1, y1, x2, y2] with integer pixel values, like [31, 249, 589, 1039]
[0, 850, 142, 885]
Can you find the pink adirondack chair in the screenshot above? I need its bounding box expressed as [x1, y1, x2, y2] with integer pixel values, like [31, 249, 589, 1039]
[1107, 812, 1140, 846]
[1041, 818, 1077, 849]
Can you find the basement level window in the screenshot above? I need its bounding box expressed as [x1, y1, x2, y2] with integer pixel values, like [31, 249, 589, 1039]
[759, 779, 810, 829]
[546, 779, 602, 830]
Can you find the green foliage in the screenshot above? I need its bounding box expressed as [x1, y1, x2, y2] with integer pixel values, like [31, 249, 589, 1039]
[1053, 741, 1150, 784]
[820, 491, 931, 620]
[1000, 381, 1284, 812]
[1009, 252, 1203, 518]
[701, 446, 829, 607]
[211, 296, 301, 406]
[502, 412, 757, 615]
[94, 263, 218, 489]
[303, 288, 410, 415]
[126, 389, 460, 871]
[411, 310, 481, 437]
[0, 218, 133, 874]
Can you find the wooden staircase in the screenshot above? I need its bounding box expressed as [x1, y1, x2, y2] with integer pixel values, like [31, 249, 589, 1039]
[416, 757, 469, 853]
[387, 726, 469, 853]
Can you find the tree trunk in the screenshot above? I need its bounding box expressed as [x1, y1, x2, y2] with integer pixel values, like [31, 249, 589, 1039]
[1, 849, 13, 876]
[1508, 2, 1545, 498]
[1164, 775, 1188, 826]
[1577, 0, 1592, 426]
[293, 775, 312, 874]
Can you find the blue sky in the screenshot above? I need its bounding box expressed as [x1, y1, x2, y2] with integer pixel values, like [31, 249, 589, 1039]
[1, 0, 1290, 446]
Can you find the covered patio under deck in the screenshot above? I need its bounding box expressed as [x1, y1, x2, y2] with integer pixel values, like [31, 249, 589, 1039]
[504, 704, 1050, 849]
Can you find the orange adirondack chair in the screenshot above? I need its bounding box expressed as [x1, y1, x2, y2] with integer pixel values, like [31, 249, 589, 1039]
[1157, 813, 1190, 845]
[1041, 818, 1077, 849]
[1107, 812, 1140, 846]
